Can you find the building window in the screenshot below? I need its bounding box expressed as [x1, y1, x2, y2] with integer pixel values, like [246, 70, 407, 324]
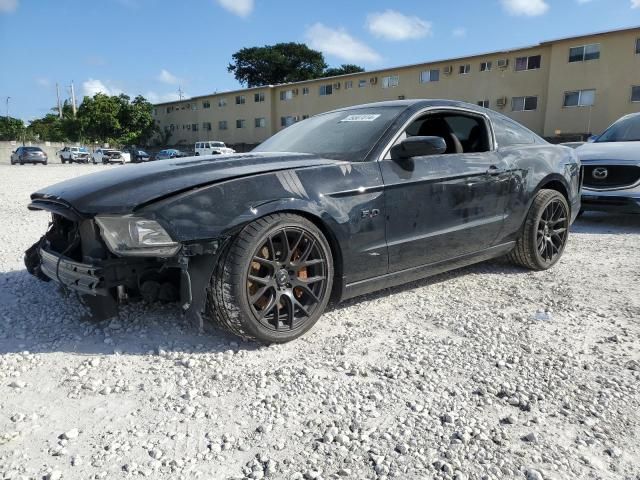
[358, 79, 368, 88]
[459, 64, 471, 75]
[563, 89, 596, 107]
[478, 100, 490, 108]
[281, 116, 296, 127]
[170, 124, 175, 131]
[280, 90, 293, 101]
[236, 119, 246, 129]
[254, 92, 265, 102]
[219, 120, 228, 130]
[203, 122, 212, 131]
[302, 115, 309, 120]
[186, 124, 191, 130]
[382, 75, 399, 88]
[515, 55, 541, 71]
[191, 104, 197, 111]
[480, 61, 492, 72]
[302, 87, 309, 95]
[420, 69, 439, 83]
[166, 106, 171, 113]
[632, 86, 640, 102]
[255, 117, 266, 128]
[636, 38, 640, 54]
[218, 98, 227, 107]
[235, 95, 246, 105]
[569, 44, 600, 63]
[512, 96, 538, 111]
[191, 123, 199, 131]
[319, 84, 333, 96]
[345, 80, 353, 89]
[203, 101, 211, 109]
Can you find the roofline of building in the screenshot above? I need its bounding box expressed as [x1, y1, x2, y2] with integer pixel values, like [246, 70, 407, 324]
[152, 24, 640, 107]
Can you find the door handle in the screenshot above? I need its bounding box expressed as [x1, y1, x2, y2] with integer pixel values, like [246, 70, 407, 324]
[485, 165, 506, 176]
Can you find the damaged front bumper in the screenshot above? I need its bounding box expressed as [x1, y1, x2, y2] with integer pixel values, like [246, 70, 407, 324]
[24, 212, 223, 326]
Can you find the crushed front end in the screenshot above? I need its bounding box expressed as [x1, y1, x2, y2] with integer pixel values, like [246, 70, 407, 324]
[25, 199, 222, 326]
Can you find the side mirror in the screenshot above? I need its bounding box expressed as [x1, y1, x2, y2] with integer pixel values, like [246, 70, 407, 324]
[587, 135, 598, 143]
[390, 136, 447, 160]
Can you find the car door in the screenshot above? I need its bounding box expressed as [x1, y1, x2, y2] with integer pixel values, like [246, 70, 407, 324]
[379, 108, 512, 272]
[12, 147, 21, 162]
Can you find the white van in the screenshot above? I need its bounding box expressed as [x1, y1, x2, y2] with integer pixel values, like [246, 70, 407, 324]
[194, 141, 235, 156]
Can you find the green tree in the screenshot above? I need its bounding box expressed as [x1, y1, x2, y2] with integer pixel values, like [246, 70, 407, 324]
[0, 116, 25, 141]
[323, 64, 365, 77]
[228, 42, 327, 87]
[27, 112, 65, 142]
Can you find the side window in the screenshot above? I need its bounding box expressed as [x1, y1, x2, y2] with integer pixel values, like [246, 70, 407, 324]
[392, 111, 491, 155]
[493, 117, 535, 146]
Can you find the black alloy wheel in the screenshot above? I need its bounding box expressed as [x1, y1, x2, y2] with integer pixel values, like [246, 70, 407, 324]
[536, 198, 568, 263]
[508, 189, 570, 270]
[208, 213, 334, 344]
[247, 227, 328, 332]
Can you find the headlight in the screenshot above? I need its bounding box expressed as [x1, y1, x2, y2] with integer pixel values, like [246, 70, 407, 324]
[95, 216, 180, 257]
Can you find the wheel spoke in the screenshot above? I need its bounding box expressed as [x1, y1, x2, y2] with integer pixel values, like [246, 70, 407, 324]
[250, 285, 271, 304]
[252, 256, 276, 268]
[294, 283, 320, 303]
[290, 230, 305, 259]
[257, 293, 278, 321]
[298, 238, 316, 263]
[248, 274, 270, 286]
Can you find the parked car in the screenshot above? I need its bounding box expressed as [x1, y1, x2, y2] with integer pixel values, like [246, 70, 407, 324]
[576, 112, 640, 214]
[195, 141, 235, 156]
[125, 148, 151, 163]
[92, 149, 125, 165]
[11, 146, 48, 165]
[59, 146, 90, 164]
[155, 149, 189, 160]
[24, 100, 581, 344]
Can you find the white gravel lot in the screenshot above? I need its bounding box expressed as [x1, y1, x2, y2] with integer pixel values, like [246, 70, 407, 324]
[0, 164, 639, 480]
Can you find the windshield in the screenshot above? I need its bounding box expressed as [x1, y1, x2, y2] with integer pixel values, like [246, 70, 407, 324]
[79, 147, 88, 152]
[24, 147, 42, 152]
[254, 106, 405, 161]
[211, 142, 224, 148]
[596, 115, 640, 143]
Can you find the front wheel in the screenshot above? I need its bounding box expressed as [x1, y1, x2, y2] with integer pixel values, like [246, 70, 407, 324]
[208, 213, 334, 344]
[508, 189, 570, 271]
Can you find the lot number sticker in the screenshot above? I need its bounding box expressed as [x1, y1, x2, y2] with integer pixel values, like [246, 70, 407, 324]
[340, 114, 381, 122]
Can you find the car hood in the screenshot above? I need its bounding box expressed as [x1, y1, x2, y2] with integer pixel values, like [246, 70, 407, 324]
[575, 142, 640, 163]
[30, 152, 343, 215]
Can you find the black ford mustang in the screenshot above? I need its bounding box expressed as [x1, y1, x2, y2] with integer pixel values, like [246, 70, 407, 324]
[25, 100, 581, 343]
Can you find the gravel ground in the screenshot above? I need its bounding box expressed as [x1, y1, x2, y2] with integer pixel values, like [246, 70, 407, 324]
[0, 164, 639, 480]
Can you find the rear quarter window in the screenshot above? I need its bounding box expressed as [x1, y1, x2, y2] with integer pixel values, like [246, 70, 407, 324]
[494, 117, 536, 146]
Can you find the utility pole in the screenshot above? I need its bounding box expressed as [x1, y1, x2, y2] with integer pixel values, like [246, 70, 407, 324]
[5, 96, 9, 119]
[56, 83, 63, 119]
[178, 86, 184, 100]
[70, 81, 77, 117]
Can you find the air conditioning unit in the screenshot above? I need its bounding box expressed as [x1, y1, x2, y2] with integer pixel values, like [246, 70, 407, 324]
[370, 77, 378, 85]
[398, 95, 406, 100]
[443, 66, 453, 75]
[496, 96, 508, 108]
[333, 82, 341, 89]
[497, 59, 509, 69]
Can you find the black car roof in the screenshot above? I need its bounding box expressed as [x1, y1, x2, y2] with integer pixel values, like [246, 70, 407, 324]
[326, 98, 490, 115]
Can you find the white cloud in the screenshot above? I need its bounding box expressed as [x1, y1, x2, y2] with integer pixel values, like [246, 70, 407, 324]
[500, 0, 549, 16]
[305, 23, 381, 63]
[145, 91, 185, 103]
[0, 0, 18, 13]
[82, 78, 121, 97]
[35, 77, 50, 88]
[632, 0, 640, 8]
[157, 69, 180, 85]
[366, 10, 431, 41]
[215, 0, 253, 17]
[452, 27, 467, 38]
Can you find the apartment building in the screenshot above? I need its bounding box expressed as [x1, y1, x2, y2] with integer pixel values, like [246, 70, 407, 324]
[153, 26, 640, 147]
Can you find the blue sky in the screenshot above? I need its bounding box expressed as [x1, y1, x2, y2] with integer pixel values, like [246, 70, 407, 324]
[1, 0, 639, 121]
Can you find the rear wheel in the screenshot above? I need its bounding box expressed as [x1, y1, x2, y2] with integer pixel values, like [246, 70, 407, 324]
[508, 189, 569, 270]
[60, 156, 66, 164]
[208, 213, 334, 343]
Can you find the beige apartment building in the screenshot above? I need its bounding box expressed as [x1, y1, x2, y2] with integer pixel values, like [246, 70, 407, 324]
[153, 26, 640, 147]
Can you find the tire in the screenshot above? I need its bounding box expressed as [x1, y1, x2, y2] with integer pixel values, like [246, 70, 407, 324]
[508, 189, 570, 271]
[43, 161, 47, 165]
[19, 161, 23, 165]
[208, 213, 334, 343]
[60, 156, 66, 164]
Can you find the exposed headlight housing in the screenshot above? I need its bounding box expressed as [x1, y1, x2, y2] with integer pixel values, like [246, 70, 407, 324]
[95, 216, 180, 257]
